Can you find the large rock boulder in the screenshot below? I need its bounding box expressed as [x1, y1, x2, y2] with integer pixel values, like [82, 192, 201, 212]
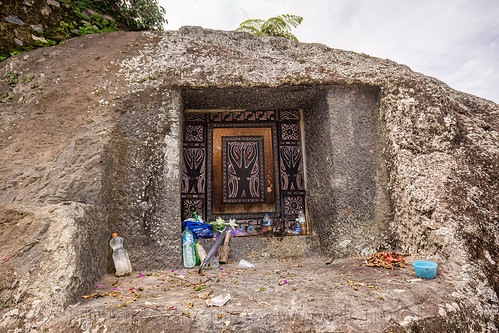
[0, 27, 497, 331]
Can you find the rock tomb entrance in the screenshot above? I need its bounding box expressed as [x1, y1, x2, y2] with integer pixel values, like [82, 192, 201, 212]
[179, 85, 390, 249]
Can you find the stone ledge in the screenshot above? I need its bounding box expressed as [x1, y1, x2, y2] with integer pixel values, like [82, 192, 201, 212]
[197, 234, 321, 261]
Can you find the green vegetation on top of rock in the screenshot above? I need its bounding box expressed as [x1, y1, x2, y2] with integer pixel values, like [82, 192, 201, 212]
[236, 14, 303, 41]
[114, 0, 167, 31]
[0, 0, 167, 60]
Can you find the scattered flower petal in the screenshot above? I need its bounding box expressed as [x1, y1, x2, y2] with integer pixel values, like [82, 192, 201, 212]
[1, 257, 9, 261]
[96, 285, 102, 288]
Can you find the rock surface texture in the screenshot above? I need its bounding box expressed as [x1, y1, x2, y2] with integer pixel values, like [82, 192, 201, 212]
[0, 27, 497, 332]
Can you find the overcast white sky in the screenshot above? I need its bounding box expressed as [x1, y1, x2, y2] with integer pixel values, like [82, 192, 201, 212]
[158, 0, 499, 103]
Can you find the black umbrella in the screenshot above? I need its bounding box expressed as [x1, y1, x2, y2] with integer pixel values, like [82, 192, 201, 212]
[198, 227, 227, 273]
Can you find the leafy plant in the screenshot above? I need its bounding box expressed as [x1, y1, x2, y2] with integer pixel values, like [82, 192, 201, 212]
[237, 14, 303, 41]
[209, 218, 238, 233]
[24, 76, 35, 84]
[34, 38, 57, 47]
[8, 73, 18, 85]
[113, 0, 167, 30]
[76, 22, 99, 36]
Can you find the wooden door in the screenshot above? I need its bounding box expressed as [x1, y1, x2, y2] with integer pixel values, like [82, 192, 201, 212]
[182, 110, 306, 230]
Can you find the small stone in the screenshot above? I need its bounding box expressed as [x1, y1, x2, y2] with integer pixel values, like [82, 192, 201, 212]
[339, 239, 351, 248]
[41, 6, 51, 15]
[102, 14, 115, 22]
[46, 0, 60, 7]
[31, 34, 47, 43]
[14, 38, 24, 46]
[23, 0, 34, 5]
[4, 16, 24, 25]
[30, 24, 44, 33]
[81, 9, 98, 19]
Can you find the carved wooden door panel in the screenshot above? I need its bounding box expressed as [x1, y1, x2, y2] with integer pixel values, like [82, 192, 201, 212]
[182, 110, 306, 229]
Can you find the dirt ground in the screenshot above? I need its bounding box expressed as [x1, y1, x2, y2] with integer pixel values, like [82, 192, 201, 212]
[44, 256, 460, 332]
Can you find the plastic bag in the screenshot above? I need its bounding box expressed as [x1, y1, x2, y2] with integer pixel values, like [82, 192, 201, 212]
[182, 219, 213, 238]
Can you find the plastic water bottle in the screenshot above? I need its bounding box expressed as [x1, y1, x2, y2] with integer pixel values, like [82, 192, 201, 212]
[263, 213, 271, 227]
[295, 222, 301, 234]
[209, 256, 219, 269]
[297, 210, 306, 235]
[264, 213, 273, 232]
[109, 233, 132, 276]
[182, 229, 196, 268]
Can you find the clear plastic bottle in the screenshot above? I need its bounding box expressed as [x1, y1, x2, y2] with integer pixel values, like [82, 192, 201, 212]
[261, 213, 271, 232]
[263, 213, 271, 227]
[295, 222, 301, 235]
[209, 256, 219, 269]
[297, 210, 306, 235]
[182, 229, 196, 268]
[109, 233, 132, 276]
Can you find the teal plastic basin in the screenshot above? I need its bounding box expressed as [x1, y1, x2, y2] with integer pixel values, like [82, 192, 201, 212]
[412, 261, 437, 279]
